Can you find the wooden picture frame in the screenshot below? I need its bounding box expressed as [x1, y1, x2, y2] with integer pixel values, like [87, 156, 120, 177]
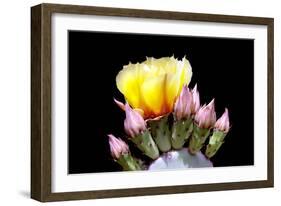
[31, 3, 274, 202]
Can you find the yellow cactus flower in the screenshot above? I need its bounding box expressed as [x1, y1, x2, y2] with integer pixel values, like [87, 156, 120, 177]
[116, 56, 192, 119]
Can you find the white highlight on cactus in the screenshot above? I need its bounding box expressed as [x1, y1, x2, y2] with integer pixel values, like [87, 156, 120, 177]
[148, 149, 213, 170]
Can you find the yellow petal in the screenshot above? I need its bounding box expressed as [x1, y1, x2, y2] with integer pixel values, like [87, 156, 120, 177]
[179, 57, 192, 88]
[162, 56, 178, 74]
[165, 73, 181, 111]
[165, 58, 192, 111]
[116, 56, 193, 119]
[141, 75, 166, 116]
[116, 64, 140, 109]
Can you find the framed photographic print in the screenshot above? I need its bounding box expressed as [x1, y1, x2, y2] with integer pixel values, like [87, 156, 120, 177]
[31, 3, 274, 202]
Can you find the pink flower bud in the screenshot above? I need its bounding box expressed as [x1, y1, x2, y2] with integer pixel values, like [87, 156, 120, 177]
[124, 103, 146, 137]
[174, 85, 193, 120]
[191, 84, 200, 114]
[214, 108, 230, 133]
[194, 99, 216, 129]
[108, 134, 129, 159]
[113, 98, 125, 111]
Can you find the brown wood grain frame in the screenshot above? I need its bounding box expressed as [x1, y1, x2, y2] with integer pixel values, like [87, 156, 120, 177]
[31, 3, 274, 202]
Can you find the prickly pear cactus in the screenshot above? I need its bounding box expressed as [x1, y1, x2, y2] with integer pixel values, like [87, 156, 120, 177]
[108, 56, 230, 171]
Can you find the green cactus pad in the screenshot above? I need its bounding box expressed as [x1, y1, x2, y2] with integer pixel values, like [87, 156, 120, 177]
[130, 129, 159, 159]
[188, 124, 210, 154]
[116, 153, 141, 171]
[171, 118, 193, 149]
[148, 115, 172, 152]
[205, 130, 227, 158]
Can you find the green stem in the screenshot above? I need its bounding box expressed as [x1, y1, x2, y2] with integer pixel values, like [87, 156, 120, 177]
[188, 124, 210, 155]
[116, 153, 141, 171]
[171, 118, 193, 149]
[130, 129, 159, 159]
[205, 130, 226, 158]
[148, 115, 172, 152]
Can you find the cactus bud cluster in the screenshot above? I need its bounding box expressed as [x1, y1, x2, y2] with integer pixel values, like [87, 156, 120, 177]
[106, 56, 230, 171]
[108, 83, 230, 171]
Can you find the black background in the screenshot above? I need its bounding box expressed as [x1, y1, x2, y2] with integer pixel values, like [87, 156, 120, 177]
[68, 31, 254, 174]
